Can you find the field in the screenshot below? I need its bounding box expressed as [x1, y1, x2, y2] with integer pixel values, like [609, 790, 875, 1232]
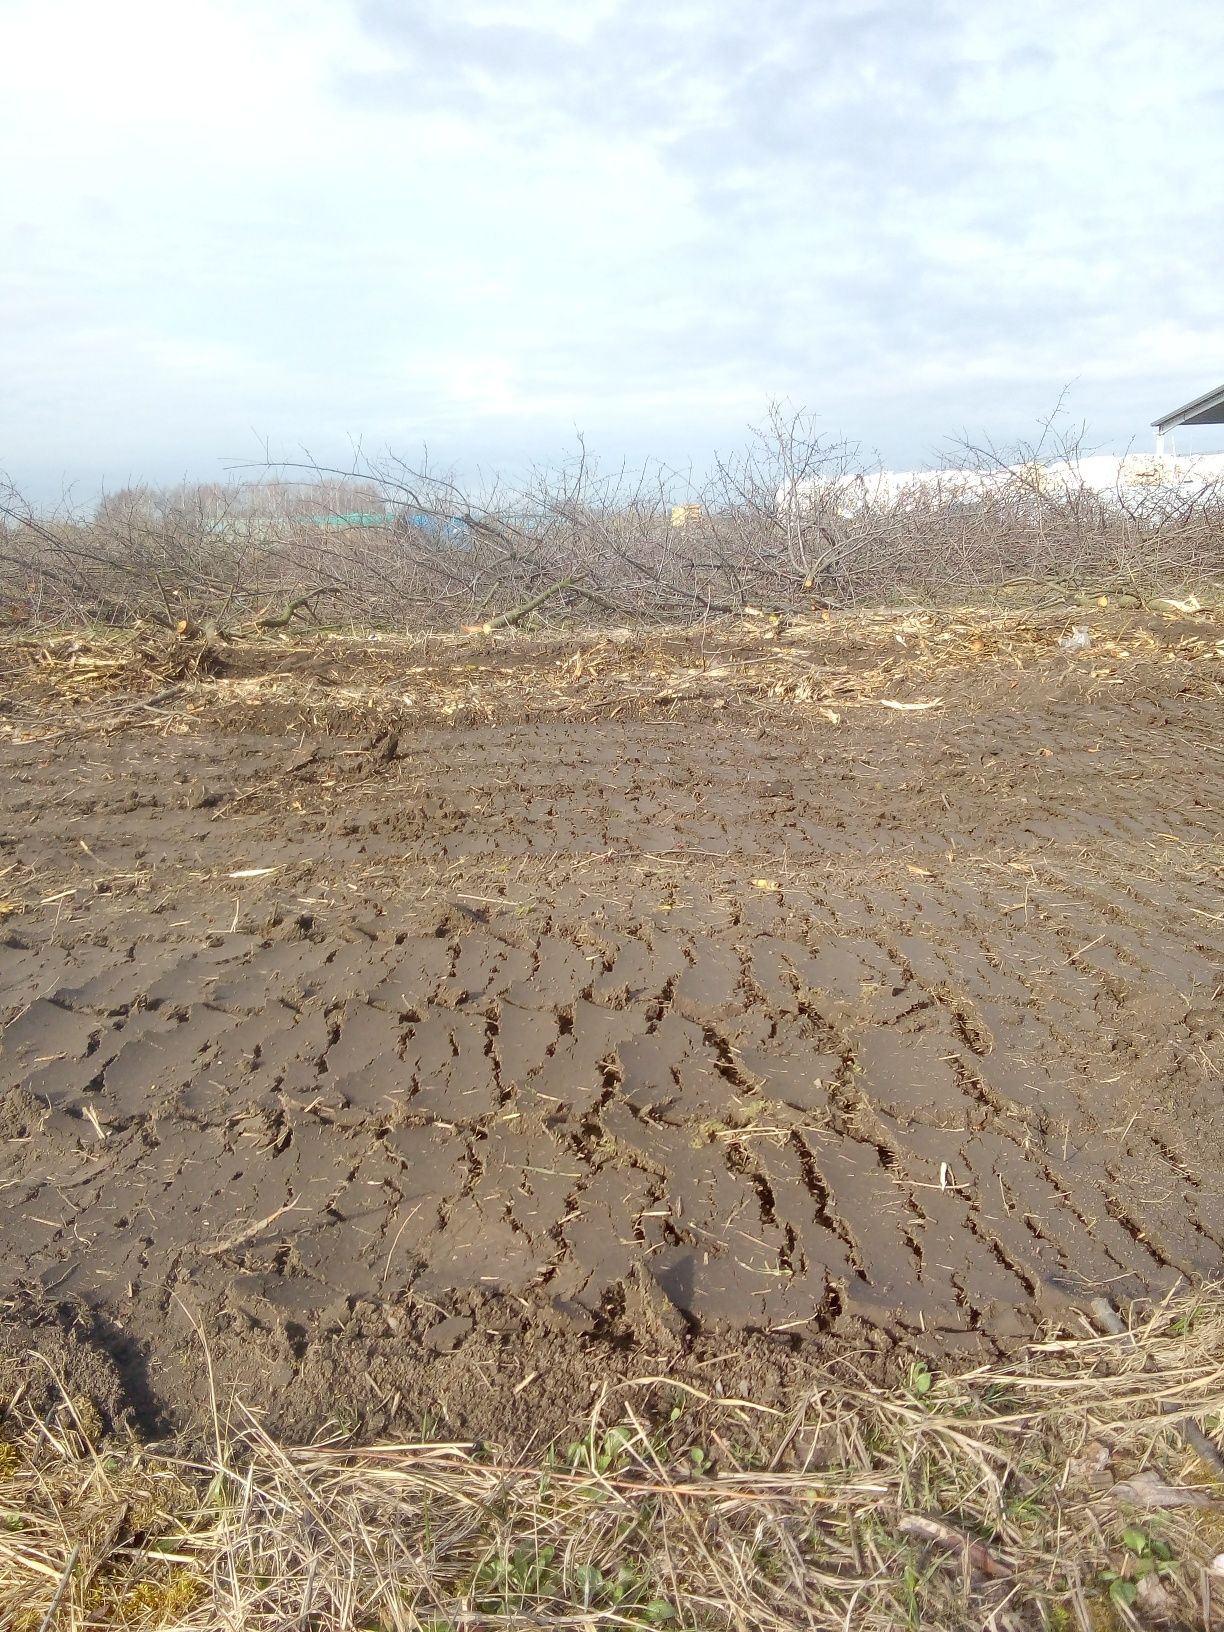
[2, 602, 1223, 1627]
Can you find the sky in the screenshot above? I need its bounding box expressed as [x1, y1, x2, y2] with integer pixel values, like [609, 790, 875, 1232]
[1, 0, 1222, 503]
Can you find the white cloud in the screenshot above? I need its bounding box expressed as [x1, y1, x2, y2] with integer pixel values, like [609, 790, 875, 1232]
[2, 0, 1222, 497]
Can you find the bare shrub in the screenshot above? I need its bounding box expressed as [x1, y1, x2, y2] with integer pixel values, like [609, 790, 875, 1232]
[3, 403, 1222, 634]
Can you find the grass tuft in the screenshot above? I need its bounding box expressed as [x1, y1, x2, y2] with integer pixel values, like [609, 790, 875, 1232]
[1, 1289, 1223, 1629]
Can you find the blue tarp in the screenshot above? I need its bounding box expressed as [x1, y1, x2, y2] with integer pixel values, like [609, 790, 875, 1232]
[397, 511, 469, 539]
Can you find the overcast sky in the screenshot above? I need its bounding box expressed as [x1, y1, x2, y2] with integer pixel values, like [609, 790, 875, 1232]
[2, 0, 1222, 501]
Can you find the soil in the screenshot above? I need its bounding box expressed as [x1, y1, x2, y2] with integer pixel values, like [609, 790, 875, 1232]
[1, 609, 1221, 1447]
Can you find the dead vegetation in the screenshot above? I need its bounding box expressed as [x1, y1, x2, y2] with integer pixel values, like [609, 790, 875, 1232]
[2, 1290, 1223, 1631]
[3, 406, 1223, 636]
[1, 601, 1221, 753]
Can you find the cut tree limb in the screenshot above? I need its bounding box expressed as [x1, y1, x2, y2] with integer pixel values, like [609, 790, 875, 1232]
[174, 587, 341, 642]
[898, 1514, 1011, 1579]
[254, 588, 342, 630]
[565, 581, 626, 614]
[478, 573, 588, 632]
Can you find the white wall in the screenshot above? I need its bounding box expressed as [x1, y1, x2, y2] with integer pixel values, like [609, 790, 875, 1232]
[778, 452, 1224, 519]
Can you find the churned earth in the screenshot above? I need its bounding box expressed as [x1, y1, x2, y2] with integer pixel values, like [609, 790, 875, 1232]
[1, 608, 1221, 1443]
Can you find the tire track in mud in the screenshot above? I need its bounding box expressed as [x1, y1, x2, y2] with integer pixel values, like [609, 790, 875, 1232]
[5, 892, 1212, 1345]
[2, 638, 1223, 1431]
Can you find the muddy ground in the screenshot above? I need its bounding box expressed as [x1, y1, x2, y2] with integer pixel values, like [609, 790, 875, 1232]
[1, 609, 1221, 1444]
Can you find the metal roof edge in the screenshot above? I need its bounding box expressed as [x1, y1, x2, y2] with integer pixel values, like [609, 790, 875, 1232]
[1152, 381, 1224, 432]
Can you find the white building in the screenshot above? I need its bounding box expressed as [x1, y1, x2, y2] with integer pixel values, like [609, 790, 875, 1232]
[778, 384, 1224, 519]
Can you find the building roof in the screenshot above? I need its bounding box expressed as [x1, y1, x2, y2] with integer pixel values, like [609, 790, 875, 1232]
[308, 511, 389, 527]
[1153, 382, 1224, 434]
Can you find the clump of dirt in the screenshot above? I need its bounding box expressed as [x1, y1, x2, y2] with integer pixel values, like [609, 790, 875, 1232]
[0, 1290, 158, 1437]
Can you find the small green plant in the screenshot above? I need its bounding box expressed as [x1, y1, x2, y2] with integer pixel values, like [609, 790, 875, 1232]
[1100, 1527, 1174, 1609]
[474, 1543, 559, 1611]
[641, 1600, 676, 1625]
[898, 1555, 940, 1629]
[574, 1562, 603, 1602]
[203, 1468, 233, 1510]
[573, 1562, 674, 1622]
[1123, 1526, 1173, 1565]
[475, 1549, 673, 1625]
[566, 1423, 634, 1475]
[907, 1360, 934, 1399]
[1003, 1480, 1051, 1525]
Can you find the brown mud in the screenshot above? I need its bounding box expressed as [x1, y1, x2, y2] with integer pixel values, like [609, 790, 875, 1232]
[1, 610, 1222, 1445]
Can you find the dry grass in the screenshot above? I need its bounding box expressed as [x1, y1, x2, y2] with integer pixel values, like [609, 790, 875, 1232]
[1, 601, 1221, 748]
[3, 1291, 1223, 1631]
